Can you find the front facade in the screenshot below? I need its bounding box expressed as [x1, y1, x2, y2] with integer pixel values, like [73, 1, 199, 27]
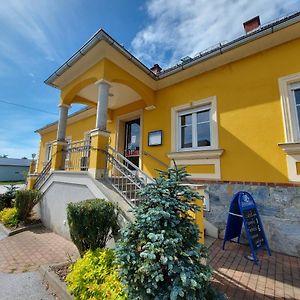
[30, 12, 300, 256]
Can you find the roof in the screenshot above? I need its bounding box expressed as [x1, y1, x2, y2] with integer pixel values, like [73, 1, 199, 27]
[0, 158, 31, 167]
[35, 106, 94, 133]
[45, 11, 300, 87]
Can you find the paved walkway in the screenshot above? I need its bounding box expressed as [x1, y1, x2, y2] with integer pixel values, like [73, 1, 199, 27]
[0, 272, 55, 300]
[209, 239, 300, 300]
[0, 227, 79, 273]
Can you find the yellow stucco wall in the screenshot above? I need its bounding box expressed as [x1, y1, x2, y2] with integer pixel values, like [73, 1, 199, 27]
[142, 38, 300, 183]
[37, 37, 300, 183]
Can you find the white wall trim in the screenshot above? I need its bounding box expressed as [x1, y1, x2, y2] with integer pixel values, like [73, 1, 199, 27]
[167, 149, 224, 160]
[278, 72, 300, 143]
[171, 158, 221, 180]
[287, 154, 300, 182]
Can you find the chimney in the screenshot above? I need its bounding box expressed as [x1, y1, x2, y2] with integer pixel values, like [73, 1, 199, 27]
[150, 64, 162, 74]
[243, 16, 261, 33]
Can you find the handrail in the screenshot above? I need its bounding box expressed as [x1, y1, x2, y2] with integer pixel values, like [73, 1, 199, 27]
[142, 151, 169, 169]
[34, 159, 52, 189]
[104, 146, 153, 206]
[107, 146, 153, 184]
[65, 139, 91, 171]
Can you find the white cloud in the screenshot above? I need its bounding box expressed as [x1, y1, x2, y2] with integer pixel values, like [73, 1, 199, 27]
[132, 0, 299, 67]
[0, 0, 64, 64]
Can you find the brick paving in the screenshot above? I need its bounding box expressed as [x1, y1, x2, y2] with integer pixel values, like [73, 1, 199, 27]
[0, 227, 79, 273]
[209, 239, 300, 300]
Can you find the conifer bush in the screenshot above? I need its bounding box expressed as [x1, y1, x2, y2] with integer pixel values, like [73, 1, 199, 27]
[67, 199, 119, 256]
[116, 165, 221, 300]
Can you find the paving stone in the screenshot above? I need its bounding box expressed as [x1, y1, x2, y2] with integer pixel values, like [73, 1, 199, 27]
[0, 227, 79, 273]
[209, 239, 300, 299]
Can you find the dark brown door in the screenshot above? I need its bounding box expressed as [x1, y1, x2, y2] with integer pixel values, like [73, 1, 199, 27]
[124, 119, 140, 169]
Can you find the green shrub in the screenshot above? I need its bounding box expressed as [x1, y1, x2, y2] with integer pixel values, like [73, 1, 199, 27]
[66, 248, 127, 300]
[67, 199, 119, 255]
[0, 207, 19, 227]
[116, 165, 214, 300]
[15, 190, 42, 222]
[0, 185, 17, 210]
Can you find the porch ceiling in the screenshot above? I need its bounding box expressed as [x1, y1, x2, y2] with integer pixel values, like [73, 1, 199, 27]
[77, 82, 141, 109]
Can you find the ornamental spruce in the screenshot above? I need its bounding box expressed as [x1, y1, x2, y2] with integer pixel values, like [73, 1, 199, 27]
[116, 164, 213, 300]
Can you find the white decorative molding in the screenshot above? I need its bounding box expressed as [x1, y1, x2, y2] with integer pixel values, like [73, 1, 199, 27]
[278, 72, 300, 142]
[278, 142, 300, 155]
[167, 149, 224, 160]
[287, 155, 300, 182]
[278, 142, 300, 181]
[170, 158, 221, 180]
[145, 105, 156, 111]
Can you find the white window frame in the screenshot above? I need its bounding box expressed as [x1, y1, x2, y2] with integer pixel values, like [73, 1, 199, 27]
[278, 72, 300, 143]
[178, 105, 211, 151]
[44, 142, 53, 163]
[171, 96, 219, 152]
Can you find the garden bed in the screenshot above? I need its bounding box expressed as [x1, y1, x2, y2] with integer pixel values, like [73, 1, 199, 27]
[40, 263, 73, 300]
[0, 219, 42, 236]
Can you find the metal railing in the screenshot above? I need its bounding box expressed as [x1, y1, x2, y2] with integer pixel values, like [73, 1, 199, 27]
[34, 159, 52, 189]
[104, 146, 153, 206]
[65, 139, 91, 171]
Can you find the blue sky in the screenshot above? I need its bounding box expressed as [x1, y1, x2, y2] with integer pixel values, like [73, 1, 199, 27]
[0, 0, 299, 159]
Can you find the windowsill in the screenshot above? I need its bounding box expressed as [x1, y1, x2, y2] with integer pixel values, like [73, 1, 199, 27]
[167, 148, 224, 160]
[278, 142, 300, 155]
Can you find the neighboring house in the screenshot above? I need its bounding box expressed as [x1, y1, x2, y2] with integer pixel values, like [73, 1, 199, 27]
[0, 158, 30, 181]
[29, 12, 300, 256]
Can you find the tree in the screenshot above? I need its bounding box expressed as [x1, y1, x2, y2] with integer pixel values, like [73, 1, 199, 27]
[0, 154, 8, 158]
[116, 165, 220, 300]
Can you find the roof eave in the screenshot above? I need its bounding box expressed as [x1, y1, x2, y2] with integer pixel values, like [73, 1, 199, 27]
[44, 29, 157, 88]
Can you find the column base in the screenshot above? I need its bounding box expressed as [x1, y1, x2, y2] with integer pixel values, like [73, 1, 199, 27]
[27, 174, 38, 190]
[88, 129, 110, 179]
[51, 140, 68, 171]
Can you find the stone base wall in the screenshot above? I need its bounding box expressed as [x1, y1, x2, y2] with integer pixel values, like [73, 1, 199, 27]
[204, 182, 300, 257]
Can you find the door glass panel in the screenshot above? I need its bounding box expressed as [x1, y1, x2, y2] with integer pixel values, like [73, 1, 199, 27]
[124, 119, 140, 168]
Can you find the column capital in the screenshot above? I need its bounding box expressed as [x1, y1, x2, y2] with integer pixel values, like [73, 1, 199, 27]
[94, 79, 111, 88]
[58, 103, 71, 108]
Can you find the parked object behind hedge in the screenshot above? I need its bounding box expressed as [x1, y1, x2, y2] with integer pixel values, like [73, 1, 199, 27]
[15, 189, 42, 222]
[67, 198, 119, 256]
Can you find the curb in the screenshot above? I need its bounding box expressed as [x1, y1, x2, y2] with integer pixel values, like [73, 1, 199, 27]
[39, 263, 73, 300]
[0, 222, 43, 237]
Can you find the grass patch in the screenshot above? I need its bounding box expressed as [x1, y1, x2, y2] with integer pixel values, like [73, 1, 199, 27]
[0, 181, 25, 185]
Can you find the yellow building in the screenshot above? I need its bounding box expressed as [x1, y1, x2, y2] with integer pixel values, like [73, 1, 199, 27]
[29, 13, 300, 256]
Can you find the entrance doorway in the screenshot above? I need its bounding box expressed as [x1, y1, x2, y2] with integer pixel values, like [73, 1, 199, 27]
[124, 119, 140, 169]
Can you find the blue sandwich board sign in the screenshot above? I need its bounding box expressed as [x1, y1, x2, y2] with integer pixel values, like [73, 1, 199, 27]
[222, 191, 271, 264]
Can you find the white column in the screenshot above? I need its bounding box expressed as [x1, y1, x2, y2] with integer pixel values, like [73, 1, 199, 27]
[95, 80, 110, 130]
[57, 104, 69, 141]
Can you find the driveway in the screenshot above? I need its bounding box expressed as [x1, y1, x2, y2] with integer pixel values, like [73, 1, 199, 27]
[0, 272, 55, 300]
[0, 226, 79, 299]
